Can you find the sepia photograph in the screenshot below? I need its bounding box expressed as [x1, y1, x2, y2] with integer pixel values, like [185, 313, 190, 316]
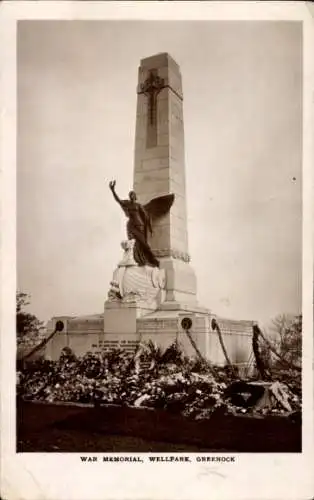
[1, 3, 313, 500]
[15, 19, 303, 454]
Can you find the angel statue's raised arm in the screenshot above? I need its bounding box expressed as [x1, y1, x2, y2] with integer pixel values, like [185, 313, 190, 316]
[108, 180, 174, 268]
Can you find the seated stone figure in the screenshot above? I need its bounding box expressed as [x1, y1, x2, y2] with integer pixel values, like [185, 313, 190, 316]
[107, 238, 166, 303]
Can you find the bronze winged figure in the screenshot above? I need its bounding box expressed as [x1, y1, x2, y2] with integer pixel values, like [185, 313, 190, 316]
[109, 180, 174, 268]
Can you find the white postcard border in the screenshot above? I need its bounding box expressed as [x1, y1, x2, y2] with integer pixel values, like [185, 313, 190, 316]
[1, 2, 313, 500]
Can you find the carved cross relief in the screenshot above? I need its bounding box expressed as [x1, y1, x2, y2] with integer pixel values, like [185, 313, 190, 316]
[140, 69, 165, 148]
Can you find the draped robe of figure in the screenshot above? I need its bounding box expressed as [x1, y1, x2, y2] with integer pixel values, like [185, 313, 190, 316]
[118, 194, 175, 268]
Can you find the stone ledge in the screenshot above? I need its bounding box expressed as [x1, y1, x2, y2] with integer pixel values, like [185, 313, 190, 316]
[104, 299, 157, 311]
[156, 301, 210, 315]
[154, 248, 190, 263]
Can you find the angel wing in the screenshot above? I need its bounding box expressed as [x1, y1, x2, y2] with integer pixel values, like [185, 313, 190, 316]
[143, 194, 175, 220]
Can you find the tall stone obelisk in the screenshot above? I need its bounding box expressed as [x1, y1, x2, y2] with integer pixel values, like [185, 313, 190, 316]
[133, 53, 197, 308]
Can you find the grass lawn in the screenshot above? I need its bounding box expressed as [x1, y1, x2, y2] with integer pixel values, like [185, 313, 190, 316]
[17, 400, 301, 453]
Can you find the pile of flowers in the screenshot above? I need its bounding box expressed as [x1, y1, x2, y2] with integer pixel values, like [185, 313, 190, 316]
[17, 344, 301, 419]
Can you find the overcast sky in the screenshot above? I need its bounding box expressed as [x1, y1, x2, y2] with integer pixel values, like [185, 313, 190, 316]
[17, 20, 302, 327]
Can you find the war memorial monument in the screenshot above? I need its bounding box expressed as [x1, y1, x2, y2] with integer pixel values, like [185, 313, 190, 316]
[46, 53, 253, 365]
